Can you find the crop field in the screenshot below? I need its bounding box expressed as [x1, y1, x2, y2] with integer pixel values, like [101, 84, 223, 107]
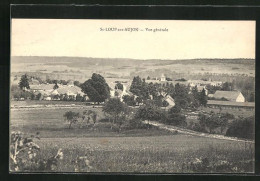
[10, 105, 254, 173]
[35, 135, 254, 173]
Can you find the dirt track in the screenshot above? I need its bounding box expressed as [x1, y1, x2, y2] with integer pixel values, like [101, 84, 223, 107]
[145, 120, 254, 143]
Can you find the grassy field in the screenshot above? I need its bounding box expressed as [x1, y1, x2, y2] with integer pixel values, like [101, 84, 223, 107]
[198, 107, 254, 118]
[35, 135, 254, 173]
[10, 103, 255, 173]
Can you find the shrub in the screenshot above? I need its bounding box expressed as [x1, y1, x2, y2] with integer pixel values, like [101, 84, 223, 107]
[122, 95, 136, 106]
[135, 101, 165, 122]
[63, 111, 80, 129]
[226, 116, 254, 139]
[127, 119, 146, 129]
[10, 131, 63, 172]
[166, 113, 186, 127]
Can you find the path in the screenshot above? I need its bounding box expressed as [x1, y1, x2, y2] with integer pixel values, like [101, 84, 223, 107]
[145, 120, 254, 143]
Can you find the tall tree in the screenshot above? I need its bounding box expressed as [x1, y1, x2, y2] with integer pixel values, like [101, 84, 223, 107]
[199, 89, 208, 107]
[19, 74, 30, 91]
[81, 73, 110, 103]
[103, 98, 127, 128]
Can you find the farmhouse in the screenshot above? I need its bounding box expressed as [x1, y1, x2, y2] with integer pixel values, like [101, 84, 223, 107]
[30, 84, 87, 101]
[213, 91, 245, 102]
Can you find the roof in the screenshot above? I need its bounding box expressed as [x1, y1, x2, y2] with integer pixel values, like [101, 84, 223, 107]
[207, 100, 254, 107]
[213, 91, 242, 101]
[197, 86, 206, 92]
[56, 85, 85, 95]
[30, 84, 55, 90]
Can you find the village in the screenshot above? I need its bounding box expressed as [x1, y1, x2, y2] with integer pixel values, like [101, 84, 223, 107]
[11, 73, 254, 111]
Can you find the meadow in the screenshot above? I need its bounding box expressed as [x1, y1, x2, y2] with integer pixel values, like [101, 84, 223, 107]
[36, 135, 254, 173]
[10, 104, 255, 173]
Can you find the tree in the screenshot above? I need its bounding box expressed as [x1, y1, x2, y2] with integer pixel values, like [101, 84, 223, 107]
[226, 116, 254, 139]
[81, 110, 97, 128]
[19, 74, 30, 91]
[115, 82, 123, 91]
[166, 105, 186, 126]
[74, 81, 81, 87]
[63, 111, 80, 129]
[122, 95, 136, 106]
[81, 73, 110, 103]
[147, 76, 151, 80]
[199, 89, 208, 107]
[130, 76, 149, 101]
[135, 101, 164, 126]
[171, 83, 190, 109]
[103, 98, 127, 129]
[53, 83, 59, 90]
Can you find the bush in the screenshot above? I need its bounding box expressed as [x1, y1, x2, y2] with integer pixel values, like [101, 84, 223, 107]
[226, 116, 254, 139]
[135, 101, 165, 122]
[127, 119, 146, 129]
[122, 95, 136, 106]
[165, 113, 187, 127]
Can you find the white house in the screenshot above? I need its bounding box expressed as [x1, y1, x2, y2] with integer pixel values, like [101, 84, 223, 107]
[163, 95, 175, 108]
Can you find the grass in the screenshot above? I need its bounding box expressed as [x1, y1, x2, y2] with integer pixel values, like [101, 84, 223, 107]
[198, 107, 254, 118]
[35, 135, 254, 173]
[10, 102, 255, 173]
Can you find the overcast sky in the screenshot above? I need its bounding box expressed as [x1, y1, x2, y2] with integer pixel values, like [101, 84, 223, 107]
[11, 19, 255, 59]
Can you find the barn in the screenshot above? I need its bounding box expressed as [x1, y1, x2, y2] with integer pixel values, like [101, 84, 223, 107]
[212, 91, 245, 102]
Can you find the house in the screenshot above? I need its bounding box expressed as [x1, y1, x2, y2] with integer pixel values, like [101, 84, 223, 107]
[160, 74, 166, 82]
[197, 85, 208, 95]
[213, 91, 245, 102]
[163, 95, 175, 109]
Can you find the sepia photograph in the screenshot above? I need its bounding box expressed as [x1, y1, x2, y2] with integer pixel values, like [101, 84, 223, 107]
[10, 19, 255, 173]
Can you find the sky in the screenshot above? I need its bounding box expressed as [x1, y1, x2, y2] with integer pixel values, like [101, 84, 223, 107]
[11, 19, 255, 59]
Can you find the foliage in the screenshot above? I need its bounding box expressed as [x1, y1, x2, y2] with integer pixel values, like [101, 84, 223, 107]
[135, 101, 165, 122]
[103, 98, 129, 130]
[226, 116, 254, 139]
[175, 78, 187, 81]
[81, 73, 110, 103]
[10, 131, 63, 172]
[171, 83, 190, 109]
[63, 111, 80, 129]
[19, 74, 30, 91]
[129, 76, 149, 101]
[12, 89, 34, 100]
[199, 89, 208, 106]
[115, 82, 124, 91]
[74, 81, 81, 87]
[122, 95, 136, 106]
[53, 83, 59, 90]
[81, 110, 98, 127]
[197, 112, 231, 134]
[166, 113, 186, 127]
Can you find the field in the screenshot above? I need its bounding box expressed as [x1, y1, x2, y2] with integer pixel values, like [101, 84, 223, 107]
[11, 56, 255, 85]
[35, 135, 254, 173]
[10, 102, 255, 173]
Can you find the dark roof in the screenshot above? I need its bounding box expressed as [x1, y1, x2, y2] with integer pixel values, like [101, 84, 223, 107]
[213, 91, 242, 101]
[207, 100, 254, 107]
